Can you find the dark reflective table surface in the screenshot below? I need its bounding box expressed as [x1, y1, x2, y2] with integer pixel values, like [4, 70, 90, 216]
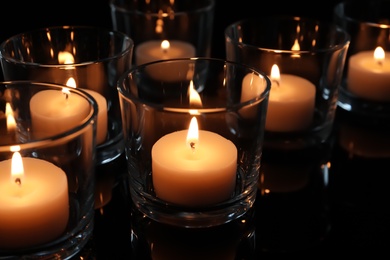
[73, 107, 390, 258]
[2, 0, 388, 257]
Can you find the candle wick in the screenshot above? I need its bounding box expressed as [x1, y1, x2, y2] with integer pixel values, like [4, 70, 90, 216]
[378, 60, 383, 67]
[15, 177, 21, 186]
[190, 142, 196, 152]
[63, 92, 69, 100]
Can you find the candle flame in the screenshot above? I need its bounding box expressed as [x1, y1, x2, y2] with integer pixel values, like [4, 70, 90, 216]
[161, 40, 170, 53]
[188, 80, 202, 115]
[5, 102, 16, 132]
[374, 46, 385, 66]
[11, 147, 24, 186]
[58, 51, 75, 64]
[61, 77, 77, 101]
[186, 117, 199, 152]
[270, 64, 281, 87]
[66, 77, 77, 88]
[291, 39, 301, 58]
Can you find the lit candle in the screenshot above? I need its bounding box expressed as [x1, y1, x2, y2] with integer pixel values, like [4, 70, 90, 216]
[29, 87, 91, 138]
[151, 117, 237, 207]
[0, 148, 69, 249]
[135, 40, 196, 65]
[66, 77, 108, 145]
[135, 40, 196, 82]
[265, 64, 316, 132]
[347, 46, 390, 101]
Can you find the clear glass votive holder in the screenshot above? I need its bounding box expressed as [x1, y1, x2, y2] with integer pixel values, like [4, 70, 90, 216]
[0, 25, 134, 165]
[117, 58, 271, 228]
[334, 0, 390, 120]
[0, 81, 97, 259]
[225, 16, 350, 151]
[110, 0, 215, 65]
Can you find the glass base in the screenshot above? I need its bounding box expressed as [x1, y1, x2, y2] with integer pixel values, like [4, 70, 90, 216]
[130, 168, 257, 228]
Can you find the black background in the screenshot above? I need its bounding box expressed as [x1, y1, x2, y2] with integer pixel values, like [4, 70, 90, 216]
[0, 0, 342, 62]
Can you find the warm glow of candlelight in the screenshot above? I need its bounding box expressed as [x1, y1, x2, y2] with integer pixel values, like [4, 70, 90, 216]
[266, 63, 316, 132]
[62, 87, 71, 97]
[63, 77, 76, 99]
[66, 77, 77, 88]
[10, 148, 24, 184]
[374, 46, 385, 65]
[270, 64, 281, 86]
[291, 38, 301, 58]
[58, 51, 75, 65]
[186, 117, 199, 150]
[188, 80, 202, 115]
[161, 40, 170, 52]
[291, 39, 300, 51]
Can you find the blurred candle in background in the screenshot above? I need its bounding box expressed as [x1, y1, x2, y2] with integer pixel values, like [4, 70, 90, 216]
[135, 40, 196, 65]
[347, 46, 390, 101]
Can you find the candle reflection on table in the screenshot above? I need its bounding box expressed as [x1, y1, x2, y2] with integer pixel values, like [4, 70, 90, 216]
[259, 161, 310, 194]
[131, 206, 255, 260]
[256, 145, 331, 253]
[338, 118, 390, 158]
[0, 148, 69, 249]
[347, 46, 390, 101]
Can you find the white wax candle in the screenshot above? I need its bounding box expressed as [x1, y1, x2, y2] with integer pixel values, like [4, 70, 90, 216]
[0, 155, 69, 249]
[135, 40, 196, 82]
[265, 65, 316, 132]
[347, 47, 390, 101]
[151, 118, 237, 207]
[29, 89, 91, 139]
[66, 77, 108, 145]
